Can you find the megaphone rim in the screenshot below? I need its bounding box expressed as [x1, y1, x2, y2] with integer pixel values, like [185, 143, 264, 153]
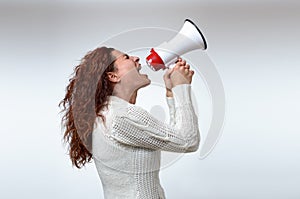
[184, 18, 208, 50]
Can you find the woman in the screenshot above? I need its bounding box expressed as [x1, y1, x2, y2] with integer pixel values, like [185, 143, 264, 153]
[60, 46, 200, 198]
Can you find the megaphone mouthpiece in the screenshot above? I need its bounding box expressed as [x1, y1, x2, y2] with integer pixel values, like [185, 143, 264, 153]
[146, 48, 167, 71]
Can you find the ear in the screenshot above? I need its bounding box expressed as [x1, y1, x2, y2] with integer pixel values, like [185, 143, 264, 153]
[107, 72, 120, 83]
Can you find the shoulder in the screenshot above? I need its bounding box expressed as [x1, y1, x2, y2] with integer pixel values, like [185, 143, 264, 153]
[127, 105, 148, 115]
[127, 105, 151, 120]
[112, 104, 153, 126]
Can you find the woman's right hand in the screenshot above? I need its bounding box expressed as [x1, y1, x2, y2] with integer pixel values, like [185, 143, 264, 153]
[170, 59, 194, 87]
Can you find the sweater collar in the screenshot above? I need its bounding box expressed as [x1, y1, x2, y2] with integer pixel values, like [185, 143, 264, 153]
[109, 95, 131, 106]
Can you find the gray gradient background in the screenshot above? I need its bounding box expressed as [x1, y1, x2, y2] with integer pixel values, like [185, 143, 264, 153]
[1, 0, 299, 198]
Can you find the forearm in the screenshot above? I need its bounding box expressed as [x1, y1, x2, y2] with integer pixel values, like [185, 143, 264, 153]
[172, 84, 200, 151]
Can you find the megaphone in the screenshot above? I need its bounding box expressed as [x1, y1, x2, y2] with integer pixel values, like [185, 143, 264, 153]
[146, 19, 207, 71]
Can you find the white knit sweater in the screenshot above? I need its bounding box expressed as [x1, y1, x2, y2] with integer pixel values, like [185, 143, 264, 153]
[92, 84, 200, 199]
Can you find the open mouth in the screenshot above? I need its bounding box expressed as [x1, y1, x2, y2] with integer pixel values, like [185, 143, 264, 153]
[136, 64, 149, 78]
[137, 67, 148, 78]
[137, 66, 142, 74]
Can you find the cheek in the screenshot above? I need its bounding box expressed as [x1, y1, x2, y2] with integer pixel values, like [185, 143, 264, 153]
[117, 67, 129, 78]
[119, 68, 140, 83]
[118, 64, 135, 77]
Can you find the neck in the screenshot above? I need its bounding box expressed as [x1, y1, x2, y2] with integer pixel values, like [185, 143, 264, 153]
[129, 91, 137, 104]
[112, 84, 137, 104]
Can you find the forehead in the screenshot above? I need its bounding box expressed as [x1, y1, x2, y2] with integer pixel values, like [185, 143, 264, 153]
[111, 49, 125, 60]
[111, 50, 129, 68]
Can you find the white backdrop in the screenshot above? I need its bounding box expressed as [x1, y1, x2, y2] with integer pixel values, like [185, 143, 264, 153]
[0, 1, 299, 198]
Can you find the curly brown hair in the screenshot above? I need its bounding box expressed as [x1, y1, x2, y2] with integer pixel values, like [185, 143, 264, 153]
[59, 46, 116, 168]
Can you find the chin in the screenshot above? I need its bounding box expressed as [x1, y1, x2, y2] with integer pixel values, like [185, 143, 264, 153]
[138, 79, 151, 90]
[144, 79, 151, 86]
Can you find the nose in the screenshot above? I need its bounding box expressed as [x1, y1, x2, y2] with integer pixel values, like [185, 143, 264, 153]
[131, 56, 140, 63]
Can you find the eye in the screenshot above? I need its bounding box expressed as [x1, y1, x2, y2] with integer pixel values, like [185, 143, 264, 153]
[124, 54, 129, 59]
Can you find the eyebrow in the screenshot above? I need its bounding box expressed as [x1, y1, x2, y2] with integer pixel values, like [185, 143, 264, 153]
[109, 53, 129, 68]
[113, 53, 129, 65]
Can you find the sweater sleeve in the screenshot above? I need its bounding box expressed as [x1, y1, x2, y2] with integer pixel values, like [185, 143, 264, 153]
[166, 97, 176, 126]
[111, 84, 200, 153]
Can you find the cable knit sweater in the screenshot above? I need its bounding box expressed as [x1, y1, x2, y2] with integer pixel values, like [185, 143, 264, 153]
[92, 84, 200, 199]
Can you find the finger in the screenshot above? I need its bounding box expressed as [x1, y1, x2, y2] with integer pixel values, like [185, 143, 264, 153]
[175, 57, 182, 63]
[179, 66, 185, 72]
[184, 64, 190, 69]
[184, 68, 189, 75]
[164, 68, 173, 77]
[188, 70, 194, 77]
[174, 61, 183, 70]
[176, 60, 185, 66]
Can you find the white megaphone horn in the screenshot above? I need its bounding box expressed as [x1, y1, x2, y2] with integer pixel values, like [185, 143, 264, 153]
[146, 19, 207, 71]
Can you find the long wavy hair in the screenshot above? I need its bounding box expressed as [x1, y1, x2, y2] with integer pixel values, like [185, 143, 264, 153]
[59, 46, 116, 168]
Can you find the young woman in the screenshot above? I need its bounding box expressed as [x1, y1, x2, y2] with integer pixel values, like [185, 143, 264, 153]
[60, 46, 200, 199]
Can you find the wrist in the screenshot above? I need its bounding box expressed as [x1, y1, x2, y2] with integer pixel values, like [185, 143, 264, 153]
[166, 88, 173, 97]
